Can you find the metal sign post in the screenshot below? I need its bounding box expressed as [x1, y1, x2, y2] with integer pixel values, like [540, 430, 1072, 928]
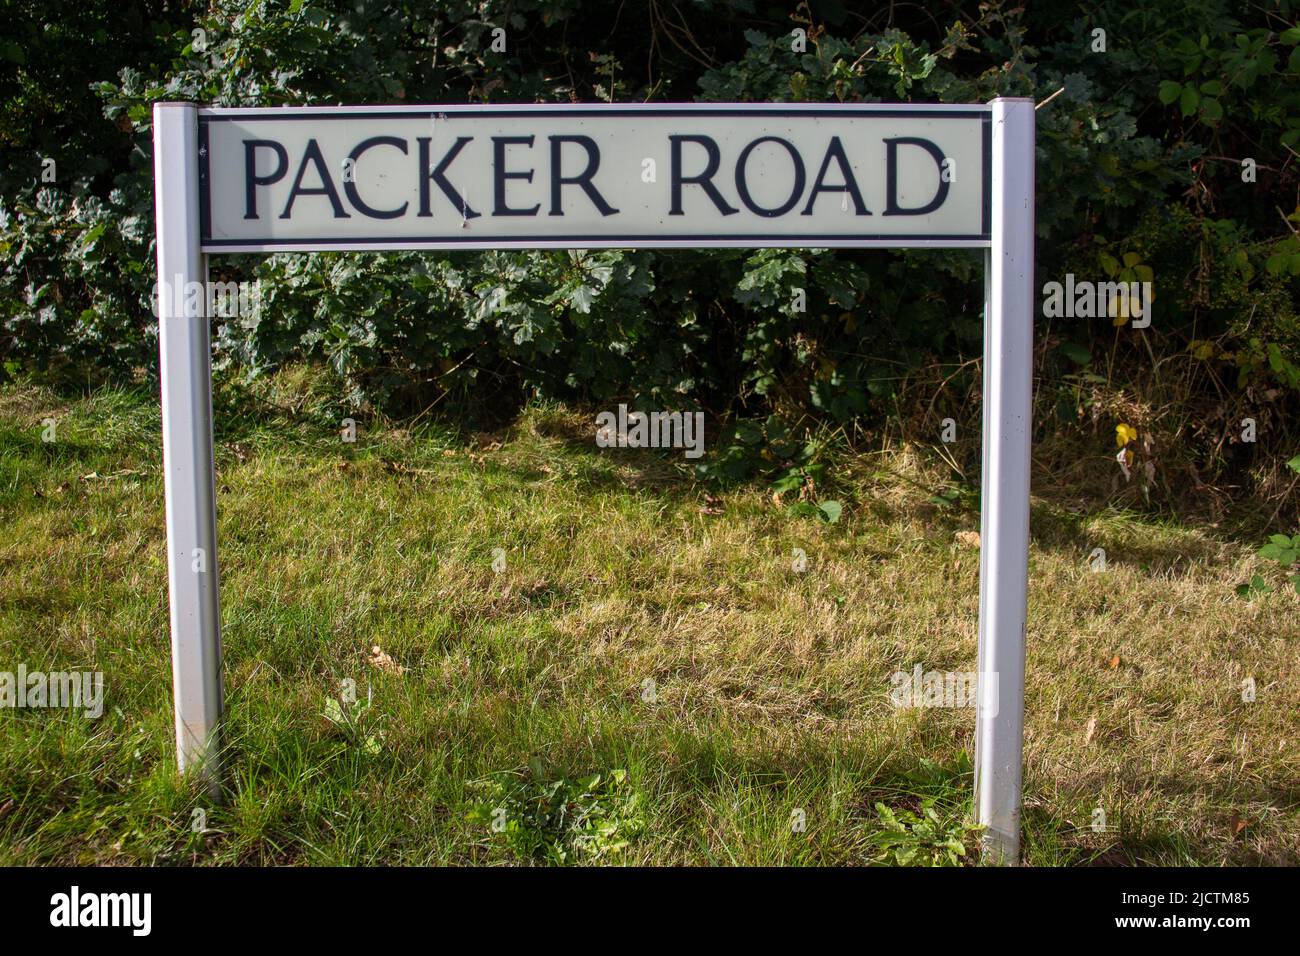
[153, 102, 223, 793]
[975, 97, 1035, 863]
[151, 98, 1034, 858]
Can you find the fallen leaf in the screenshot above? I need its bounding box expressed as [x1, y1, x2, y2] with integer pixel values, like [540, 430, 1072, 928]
[1108, 654, 1121, 669]
[1115, 446, 1132, 481]
[1230, 814, 1249, 836]
[1084, 716, 1098, 745]
[955, 530, 981, 548]
[367, 645, 405, 675]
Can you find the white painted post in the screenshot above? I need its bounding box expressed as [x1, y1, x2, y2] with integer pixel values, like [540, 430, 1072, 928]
[153, 102, 223, 792]
[974, 96, 1035, 863]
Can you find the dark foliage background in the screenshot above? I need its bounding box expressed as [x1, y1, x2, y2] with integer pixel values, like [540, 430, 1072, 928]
[1, 0, 1298, 504]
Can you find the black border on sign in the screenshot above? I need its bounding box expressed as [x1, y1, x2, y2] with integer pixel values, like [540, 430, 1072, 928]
[198, 118, 211, 244]
[197, 107, 993, 248]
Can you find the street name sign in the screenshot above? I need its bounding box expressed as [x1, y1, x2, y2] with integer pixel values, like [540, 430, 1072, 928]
[153, 100, 1034, 862]
[199, 105, 991, 250]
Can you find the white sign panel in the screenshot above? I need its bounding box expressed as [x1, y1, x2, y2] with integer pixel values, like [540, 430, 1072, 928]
[199, 104, 991, 251]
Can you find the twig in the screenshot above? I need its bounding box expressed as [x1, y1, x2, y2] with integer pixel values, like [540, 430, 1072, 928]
[1267, 473, 1299, 529]
[1276, 206, 1299, 237]
[1035, 87, 1065, 111]
[1201, 155, 1280, 174]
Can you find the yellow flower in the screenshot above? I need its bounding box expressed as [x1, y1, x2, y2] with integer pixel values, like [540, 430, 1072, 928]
[1116, 423, 1138, 447]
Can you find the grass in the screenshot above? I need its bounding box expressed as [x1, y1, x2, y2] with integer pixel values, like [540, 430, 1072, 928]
[0, 374, 1297, 865]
